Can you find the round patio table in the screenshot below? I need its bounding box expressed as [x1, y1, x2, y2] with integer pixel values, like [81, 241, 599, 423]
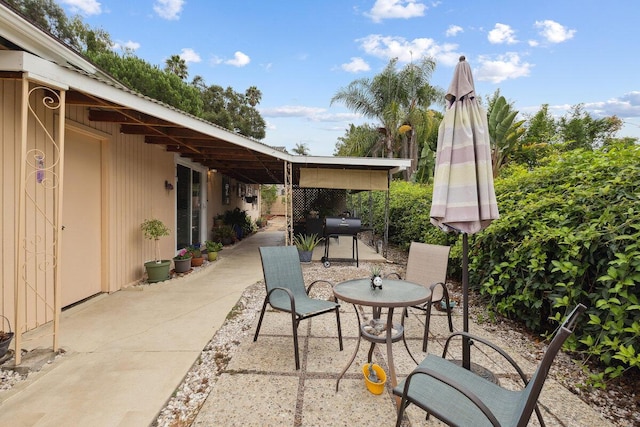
[333, 278, 431, 395]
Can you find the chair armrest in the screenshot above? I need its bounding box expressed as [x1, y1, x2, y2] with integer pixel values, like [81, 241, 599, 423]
[267, 286, 296, 312]
[384, 272, 402, 279]
[400, 366, 501, 427]
[307, 280, 338, 302]
[306, 279, 334, 293]
[443, 331, 529, 386]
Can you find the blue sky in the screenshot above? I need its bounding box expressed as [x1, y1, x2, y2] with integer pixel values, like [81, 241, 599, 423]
[61, 0, 639, 156]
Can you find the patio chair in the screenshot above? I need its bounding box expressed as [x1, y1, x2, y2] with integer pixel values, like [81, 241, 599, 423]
[387, 242, 452, 352]
[253, 246, 343, 370]
[393, 303, 587, 427]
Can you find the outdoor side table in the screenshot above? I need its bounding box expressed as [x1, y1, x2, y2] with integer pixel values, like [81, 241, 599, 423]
[333, 278, 431, 394]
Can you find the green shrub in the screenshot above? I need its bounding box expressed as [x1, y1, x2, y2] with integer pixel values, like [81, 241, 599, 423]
[362, 143, 640, 386]
[473, 144, 640, 385]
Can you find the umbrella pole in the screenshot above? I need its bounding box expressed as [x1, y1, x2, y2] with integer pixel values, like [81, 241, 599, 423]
[462, 232, 471, 370]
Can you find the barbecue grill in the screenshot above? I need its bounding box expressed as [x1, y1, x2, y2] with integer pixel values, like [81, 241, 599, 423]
[321, 216, 362, 267]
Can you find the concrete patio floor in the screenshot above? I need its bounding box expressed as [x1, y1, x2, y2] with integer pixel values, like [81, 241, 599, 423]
[193, 295, 613, 427]
[0, 217, 614, 426]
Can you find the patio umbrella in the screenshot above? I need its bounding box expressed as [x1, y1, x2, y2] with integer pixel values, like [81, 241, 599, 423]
[430, 56, 499, 369]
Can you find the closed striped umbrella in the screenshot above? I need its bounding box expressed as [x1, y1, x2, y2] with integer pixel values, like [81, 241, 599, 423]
[430, 56, 499, 369]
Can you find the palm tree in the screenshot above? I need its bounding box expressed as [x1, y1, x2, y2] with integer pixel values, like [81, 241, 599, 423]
[292, 142, 310, 155]
[334, 124, 382, 157]
[164, 54, 188, 80]
[331, 57, 442, 178]
[487, 92, 525, 177]
[245, 86, 262, 107]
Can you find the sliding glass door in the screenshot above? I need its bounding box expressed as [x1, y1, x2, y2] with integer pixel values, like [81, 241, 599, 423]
[176, 163, 205, 249]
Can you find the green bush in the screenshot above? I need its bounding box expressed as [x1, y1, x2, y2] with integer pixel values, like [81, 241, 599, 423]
[362, 143, 640, 386]
[474, 144, 640, 385]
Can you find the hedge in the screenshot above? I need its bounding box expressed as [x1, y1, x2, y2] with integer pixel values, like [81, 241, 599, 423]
[360, 143, 640, 386]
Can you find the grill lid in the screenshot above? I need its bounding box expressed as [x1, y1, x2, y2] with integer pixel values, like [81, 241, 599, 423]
[324, 217, 362, 235]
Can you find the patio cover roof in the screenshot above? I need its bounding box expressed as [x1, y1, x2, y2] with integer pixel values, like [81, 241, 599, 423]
[0, 3, 410, 186]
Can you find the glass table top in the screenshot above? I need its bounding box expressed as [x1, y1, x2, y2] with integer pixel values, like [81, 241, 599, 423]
[333, 278, 430, 307]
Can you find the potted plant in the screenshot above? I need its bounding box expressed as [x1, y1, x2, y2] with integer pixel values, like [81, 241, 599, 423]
[141, 218, 171, 282]
[212, 225, 235, 245]
[205, 240, 223, 261]
[293, 233, 322, 263]
[189, 244, 204, 267]
[0, 315, 14, 359]
[173, 248, 192, 273]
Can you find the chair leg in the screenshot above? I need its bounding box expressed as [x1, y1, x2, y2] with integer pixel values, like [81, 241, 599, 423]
[292, 312, 300, 370]
[395, 396, 409, 427]
[253, 298, 269, 342]
[441, 286, 454, 332]
[335, 308, 343, 351]
[423, 302, 432, 353]
[534, 403, 546, 427]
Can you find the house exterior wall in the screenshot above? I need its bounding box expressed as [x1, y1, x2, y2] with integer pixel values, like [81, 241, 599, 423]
[206, 172, 260, 241]
[0, 79, 21, 326]
[1, 79, 176, 331]
[65, 103, 176, 290]
[2, 78, 263, 332]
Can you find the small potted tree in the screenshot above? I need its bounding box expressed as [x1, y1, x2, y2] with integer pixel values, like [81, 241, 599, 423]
[141, 218, 171, 282]
[205, 240, 223, 261]
[293, 233, 322, 263]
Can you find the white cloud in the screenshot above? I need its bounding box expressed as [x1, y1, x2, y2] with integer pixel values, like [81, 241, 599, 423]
[475, 52, 532, 83]
[342, 57, 371, 73]
[153, 0, 184, 20]
[488, 23, 518, 44]
[60, 0, 102, 15]
[112, 40, 140, 52]
[528, 39, 539, 47]
[357, 34, 460, 66]
[225, 51, 251, 67]
[584, 91, 640, 118]
[260, 105, 361, 123]
[534, 20, 575, 43]
[367, 0, 427, 23]
[179, 48, 201, 63]
[260, 105, 327, 119]
[445, 25, 463, 37]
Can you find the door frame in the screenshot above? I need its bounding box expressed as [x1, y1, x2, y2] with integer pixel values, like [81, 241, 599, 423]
[175, 157, 208, 248]
[65, 120, 111, 293]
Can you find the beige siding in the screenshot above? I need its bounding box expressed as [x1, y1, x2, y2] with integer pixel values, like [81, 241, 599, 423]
[3, 80, 261, 332]
[1, 80, 176, 331]
[206, 173, 260, 240]
[66, 105, 175, 289]
[0, 79, 19, 324]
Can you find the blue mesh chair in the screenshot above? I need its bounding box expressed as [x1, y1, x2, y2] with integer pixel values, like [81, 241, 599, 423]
[394, 304, 586, 427]
[253, 246, 343, 369]
[387, 242, 452, 352]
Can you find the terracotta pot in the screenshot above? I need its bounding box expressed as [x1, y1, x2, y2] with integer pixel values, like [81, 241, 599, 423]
[191, 256, 204, 267]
